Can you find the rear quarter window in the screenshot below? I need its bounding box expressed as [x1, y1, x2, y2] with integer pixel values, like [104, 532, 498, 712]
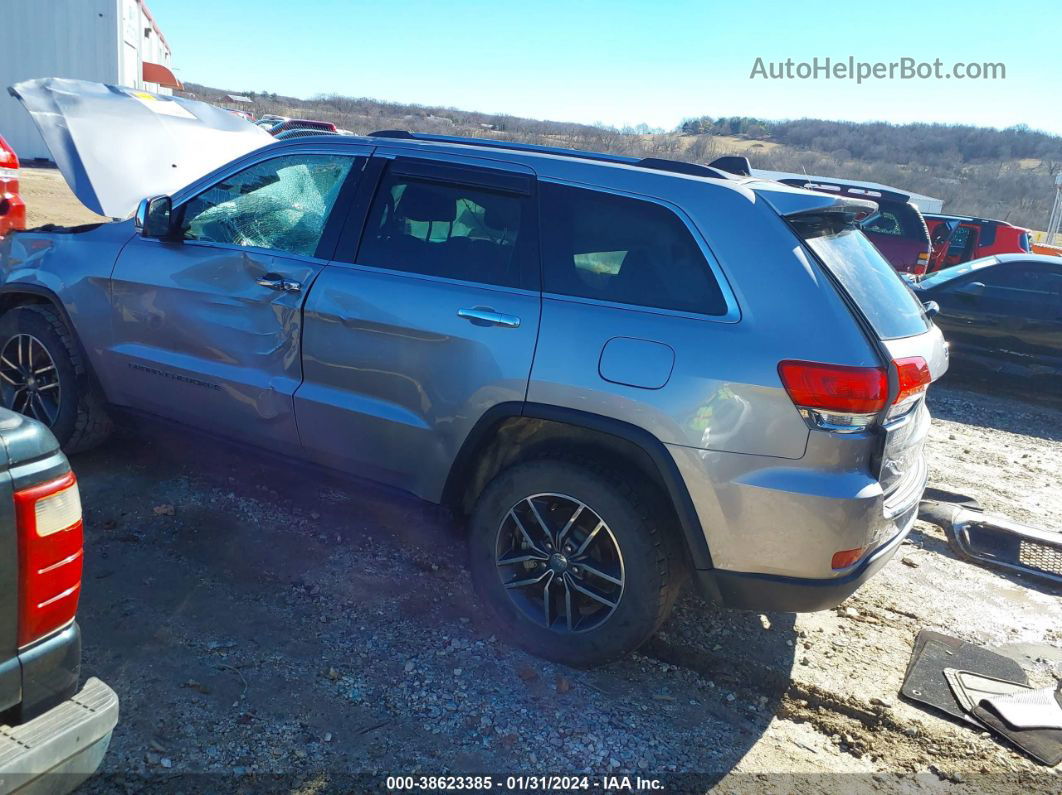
[803, 228, 930, 340]
[539, 182, 727, 315]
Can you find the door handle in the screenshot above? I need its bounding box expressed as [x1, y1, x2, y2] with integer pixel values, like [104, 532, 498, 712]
[457, 307, 521, 328]
[256, 273, 302, 293]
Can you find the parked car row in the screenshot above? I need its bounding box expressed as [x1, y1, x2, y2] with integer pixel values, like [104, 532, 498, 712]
[254, 115, 351, 138]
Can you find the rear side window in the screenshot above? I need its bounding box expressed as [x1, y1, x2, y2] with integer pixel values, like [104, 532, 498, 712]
[862, 203, 928, 242]
[803, 228, 929, 339]
[539, 182, 727, 315]
[357, 167, 533, 288]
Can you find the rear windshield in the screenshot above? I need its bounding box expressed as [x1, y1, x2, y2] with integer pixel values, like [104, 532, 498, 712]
[803, 228, 929, 340]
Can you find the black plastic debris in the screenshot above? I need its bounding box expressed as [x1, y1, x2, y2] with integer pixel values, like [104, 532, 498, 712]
[901, 630, 1028, 724]
[901, 629, 1062, 766]
[972, 692, 1062, 767]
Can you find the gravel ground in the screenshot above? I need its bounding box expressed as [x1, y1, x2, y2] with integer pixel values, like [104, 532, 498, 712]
[60, 381, 1059, 794]
[12, 171, 1062, 792]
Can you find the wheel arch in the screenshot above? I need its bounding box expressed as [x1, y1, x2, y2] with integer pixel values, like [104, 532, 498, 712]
[0, 284, 102, 390]
[0, 285, 76, 330]
[443, 402, 714, 570]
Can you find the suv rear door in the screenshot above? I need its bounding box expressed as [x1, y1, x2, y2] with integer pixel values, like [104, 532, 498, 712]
[294, 153, 541, 500]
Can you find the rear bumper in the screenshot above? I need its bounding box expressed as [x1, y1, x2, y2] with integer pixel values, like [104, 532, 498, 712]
[0, 677, 118, 794]
[694, 503, 916, 611]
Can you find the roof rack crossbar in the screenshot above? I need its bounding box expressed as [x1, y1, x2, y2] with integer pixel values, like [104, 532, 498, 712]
[368, 130, 730, 179]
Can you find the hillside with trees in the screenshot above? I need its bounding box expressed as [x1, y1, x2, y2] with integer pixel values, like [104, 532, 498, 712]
[184, 84, 1062, 230]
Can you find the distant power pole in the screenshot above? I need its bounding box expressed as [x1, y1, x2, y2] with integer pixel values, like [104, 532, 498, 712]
[1047, 173, 1062, 246]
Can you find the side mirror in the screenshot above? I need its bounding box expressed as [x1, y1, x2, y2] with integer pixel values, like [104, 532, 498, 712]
[135, 195, 174, 239]
[954, 281, 985, 300]
[922, 300, 940, 318]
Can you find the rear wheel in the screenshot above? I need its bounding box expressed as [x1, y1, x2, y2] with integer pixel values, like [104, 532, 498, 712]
[469, 457, 684, 667]
[0, 305, 112, 452]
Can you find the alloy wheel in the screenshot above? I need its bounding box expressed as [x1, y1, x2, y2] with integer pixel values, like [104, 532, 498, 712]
[0, 334, 62, 426]
[495, 493, 625, 633]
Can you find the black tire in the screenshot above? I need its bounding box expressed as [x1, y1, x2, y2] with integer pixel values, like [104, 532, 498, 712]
[0, 304, 112, 453]
[469, 457, 685, 667]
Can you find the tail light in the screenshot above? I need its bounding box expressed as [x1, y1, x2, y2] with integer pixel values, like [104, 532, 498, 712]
[0, 135, 25, 237]
[779, 356, 931, 433]
[14, 471, 84, 647]
[887, 356, 932, 419]
[914, 251, 930, 276]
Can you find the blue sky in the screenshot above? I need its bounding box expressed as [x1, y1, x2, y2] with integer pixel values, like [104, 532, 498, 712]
[150, 0, 1062, 134]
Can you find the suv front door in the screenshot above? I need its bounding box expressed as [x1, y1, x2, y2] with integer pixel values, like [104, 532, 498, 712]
[106, 148, 367, 449]
[295, 154, 541, 499]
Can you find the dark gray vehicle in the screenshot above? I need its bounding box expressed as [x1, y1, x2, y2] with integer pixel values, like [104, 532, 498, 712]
[0, 408, 117, 792]
[0, 79, 948, 666]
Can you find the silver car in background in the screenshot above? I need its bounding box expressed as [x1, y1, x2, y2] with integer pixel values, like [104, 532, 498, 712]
[0, 79, 947, 665]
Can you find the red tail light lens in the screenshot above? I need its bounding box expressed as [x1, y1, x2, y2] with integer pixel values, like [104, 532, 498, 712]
[0, 134, 24, 237]
[778, 361, 888, 414]
[14, 471, 84, 647]
[780, 357, 933, 432]
[894, 356, 931, 406]
[0, 136, 17, 169]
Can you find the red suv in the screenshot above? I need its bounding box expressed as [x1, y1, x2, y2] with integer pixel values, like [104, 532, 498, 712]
[0, 135, 26, 238]
[924, 214, 1032, 272]
[778, 179, 932, 275]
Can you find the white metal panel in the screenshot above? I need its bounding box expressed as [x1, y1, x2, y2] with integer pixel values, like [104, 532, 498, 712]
[0, 0, 120, 159]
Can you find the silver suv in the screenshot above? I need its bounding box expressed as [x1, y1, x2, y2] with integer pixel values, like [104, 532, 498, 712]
[1, 80, 947, 666]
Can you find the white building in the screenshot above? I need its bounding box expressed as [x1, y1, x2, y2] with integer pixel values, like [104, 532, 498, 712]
[0, 0, 180, 160]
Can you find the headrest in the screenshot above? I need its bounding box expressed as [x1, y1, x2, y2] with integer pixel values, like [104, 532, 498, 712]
[484, 199, 519, 231]
[398, 184, 455, 222]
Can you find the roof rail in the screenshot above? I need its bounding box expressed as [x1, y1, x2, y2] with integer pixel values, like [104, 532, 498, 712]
[367, 130, 731, 179]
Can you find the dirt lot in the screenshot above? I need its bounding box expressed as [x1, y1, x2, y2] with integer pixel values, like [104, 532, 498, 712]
[14, 170, 1062, 792]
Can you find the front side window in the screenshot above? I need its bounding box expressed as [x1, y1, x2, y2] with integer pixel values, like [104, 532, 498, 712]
[972, 266, 1062, 300]
[357, 169, 531, 288]
[181, 154, 355, 257]
[539, 182, 727, 315]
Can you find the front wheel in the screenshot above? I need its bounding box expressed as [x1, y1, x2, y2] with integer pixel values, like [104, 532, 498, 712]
[0, 304, 112, 452]
[468, 458, 684, 667]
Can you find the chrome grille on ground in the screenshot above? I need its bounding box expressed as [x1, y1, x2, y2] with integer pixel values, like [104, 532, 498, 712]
[1018, 539, 1062, 577]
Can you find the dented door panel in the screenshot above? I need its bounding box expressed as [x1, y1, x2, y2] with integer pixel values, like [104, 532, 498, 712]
[107, 241, 323, 449]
